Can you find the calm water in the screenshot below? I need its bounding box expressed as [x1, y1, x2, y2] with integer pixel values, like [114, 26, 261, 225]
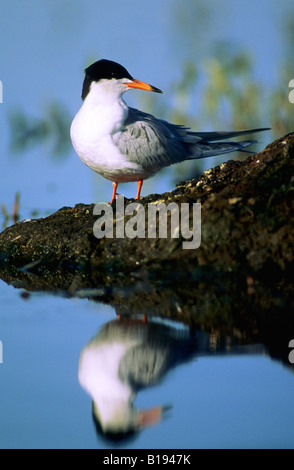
[0, 278, 293, 449]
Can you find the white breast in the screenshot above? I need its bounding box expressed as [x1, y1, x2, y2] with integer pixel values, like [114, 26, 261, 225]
[70, 81, 146, 182]
[78, 341, 138, 429]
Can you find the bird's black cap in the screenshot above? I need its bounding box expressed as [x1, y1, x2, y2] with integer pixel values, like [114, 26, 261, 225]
[81, 59, 133, 100]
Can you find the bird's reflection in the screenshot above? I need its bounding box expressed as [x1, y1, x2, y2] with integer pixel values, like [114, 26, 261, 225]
[78, 315, 201, 443]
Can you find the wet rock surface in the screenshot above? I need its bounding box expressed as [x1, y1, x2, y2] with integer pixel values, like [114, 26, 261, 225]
[0, 133, 294, 366]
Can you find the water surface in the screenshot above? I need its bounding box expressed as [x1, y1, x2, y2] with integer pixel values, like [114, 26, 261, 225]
[0, 279, 293, 449]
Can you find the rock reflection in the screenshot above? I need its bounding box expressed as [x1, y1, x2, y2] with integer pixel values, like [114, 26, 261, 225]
[78, 314, 266, 444]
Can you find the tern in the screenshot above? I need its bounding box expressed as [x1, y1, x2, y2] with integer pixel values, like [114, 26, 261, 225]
[70, 59, 269, 204]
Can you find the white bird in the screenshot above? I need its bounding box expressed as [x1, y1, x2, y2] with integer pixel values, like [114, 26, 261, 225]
[70, 59, 269, 204]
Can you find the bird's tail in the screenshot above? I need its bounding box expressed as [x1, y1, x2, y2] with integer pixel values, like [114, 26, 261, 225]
[183, 127, 270, 159]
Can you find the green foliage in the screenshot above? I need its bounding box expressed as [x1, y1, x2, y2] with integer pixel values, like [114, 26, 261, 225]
[8, 101, 71, 159]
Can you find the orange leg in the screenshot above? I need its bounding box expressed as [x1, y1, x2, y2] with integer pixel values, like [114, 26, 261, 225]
[110, 182, 118, 204]
[135, 178, 143, 200]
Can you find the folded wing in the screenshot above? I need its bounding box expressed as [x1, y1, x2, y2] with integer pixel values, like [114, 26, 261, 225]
[112, 107, 269, 172]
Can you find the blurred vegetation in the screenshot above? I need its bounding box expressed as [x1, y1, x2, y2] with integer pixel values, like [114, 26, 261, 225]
[1, 191, 20, 230]
[138, 44, 294, 181]
[140, 40, 294, 138]
[8, 100, 71, 159]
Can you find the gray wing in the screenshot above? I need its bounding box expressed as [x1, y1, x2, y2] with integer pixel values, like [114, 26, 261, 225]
[119, 344, 171, 388]
[113, 107, 269, 171]
[113, 107, 189, 172]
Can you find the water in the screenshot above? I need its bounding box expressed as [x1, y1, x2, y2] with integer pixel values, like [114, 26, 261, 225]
[0, 279, 293, 449]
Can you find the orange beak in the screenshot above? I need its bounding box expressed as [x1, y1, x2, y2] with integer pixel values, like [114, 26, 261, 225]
[127, 79, 163, 94]
[137, 406, 164, 429]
